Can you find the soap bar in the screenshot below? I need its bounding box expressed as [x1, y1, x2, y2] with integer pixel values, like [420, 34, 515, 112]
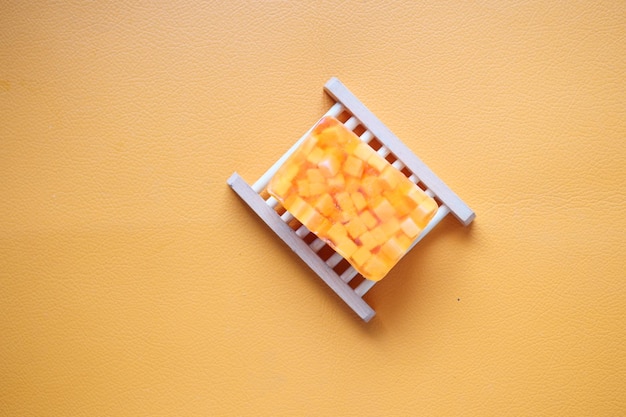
[267, 116, 438, 281]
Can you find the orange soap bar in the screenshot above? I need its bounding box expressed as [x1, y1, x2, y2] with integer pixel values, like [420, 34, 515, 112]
[267, 116, 438, 281]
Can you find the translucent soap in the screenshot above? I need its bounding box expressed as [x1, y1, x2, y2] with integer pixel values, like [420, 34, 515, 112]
[267, 116, 438, 281]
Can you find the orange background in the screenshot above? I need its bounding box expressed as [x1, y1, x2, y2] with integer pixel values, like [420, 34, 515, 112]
[1, 1, 625, 415]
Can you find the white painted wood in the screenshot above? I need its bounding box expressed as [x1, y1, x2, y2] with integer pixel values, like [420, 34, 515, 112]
[355, 279, 376, 297]
[391, 160, 405, 170]
[324, 77, 475, 225]
[309, 238, 325, 253]
[340, 267, 359, 283]
[325, 252, 343, 268]
[359, 130, 374, 143]
[280, 211, 294, 223]
[344, 116, 359, 130]
[295, 225, 310, 238]
[377, 146, 390, 158]
[265, 196, 279, 208]
[327, 102, 345, 117]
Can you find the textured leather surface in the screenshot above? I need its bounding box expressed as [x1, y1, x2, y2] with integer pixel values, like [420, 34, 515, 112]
[1, 1, 625, 415]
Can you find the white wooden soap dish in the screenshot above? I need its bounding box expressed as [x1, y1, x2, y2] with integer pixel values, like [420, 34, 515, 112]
[227, 77, 474, 322]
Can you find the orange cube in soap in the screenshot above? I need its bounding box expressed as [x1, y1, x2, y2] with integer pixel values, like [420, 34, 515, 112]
[298, 205, 325, 231]
[363, 257, 388, 279]
[335, 192, 356, 214]
[350, 191, 367, 212]
[308, 182, 326, 197]
[380, 217, 401, 237]
[296, 179, 310, 197]
[353, 142, 376, 162]
[306, 147, 325, 164]
[400, 217, 421, 239]
[315, 194, 336, 217]
[380, 166, 401, 190]
[288, 196, 309, 218]
[372, 198, 396, 222]
[351, 246, 372, 267]
[358, 231, 378, 251]
[271, 177, 292, 196]
[267, 116, 438, 281]
[336, 236, 358, 258]
[343, 155, 364, 178]
[327, 223, 348, 244]
[306, 168, 325, 184]
[360, 210, 378, 230]
[346, 217, 368, 239]
[318, 154, 341, 177]
[367, 152, 388, 173]
[327, 173, 345, 190]
[381, 237, 404, 262]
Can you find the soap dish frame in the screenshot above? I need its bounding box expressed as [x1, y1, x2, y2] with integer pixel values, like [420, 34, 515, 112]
[227, 77, 474, 322]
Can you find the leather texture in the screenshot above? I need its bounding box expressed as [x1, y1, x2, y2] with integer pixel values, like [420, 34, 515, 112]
[1, 1, 625, 415]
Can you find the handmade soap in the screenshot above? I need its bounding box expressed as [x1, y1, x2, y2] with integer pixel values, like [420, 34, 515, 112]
[267, 116, 438, 281]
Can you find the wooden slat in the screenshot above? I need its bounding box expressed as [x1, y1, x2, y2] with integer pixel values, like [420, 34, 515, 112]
[324, 77, 476, 226]
[355, 279, 376, 297]
[227, 172, 376, 322]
